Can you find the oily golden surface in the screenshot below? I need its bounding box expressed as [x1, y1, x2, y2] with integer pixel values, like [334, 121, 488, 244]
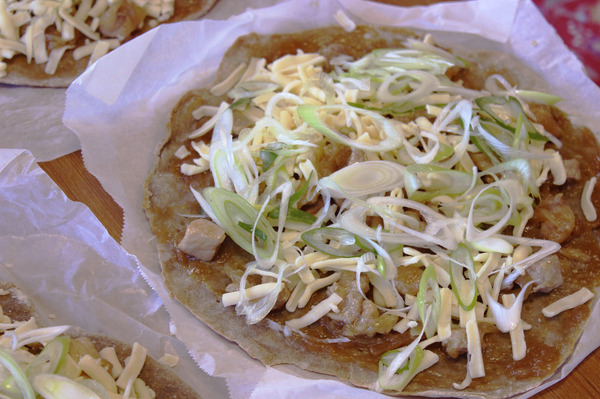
[143, 25, 600, 397]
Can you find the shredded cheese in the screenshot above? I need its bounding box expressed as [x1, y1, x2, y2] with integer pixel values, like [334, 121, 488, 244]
[79, 354, 118, 393]
[0, 0, 175, 76]
[222, 282, 278, 307]
[286, 293, 343, 331]
[581, 177, 597, 222]
[542, 288, 595, 317]
[116, 342, 147, 390]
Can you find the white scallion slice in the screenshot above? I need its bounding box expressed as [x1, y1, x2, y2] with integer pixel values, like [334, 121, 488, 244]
[320, 161, 405, 198]
[200, 187, 278, 260]
[0, 348, 35, 399]
[33, 373, 101, 399]
[297, 104, 404, 152]
[416, 264, 440, 339]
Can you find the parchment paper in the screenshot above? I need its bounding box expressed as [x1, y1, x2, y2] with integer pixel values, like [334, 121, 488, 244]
[62, 0, 600, 398]
[0, 0, 281, 162]
[0, 148, 228, 398]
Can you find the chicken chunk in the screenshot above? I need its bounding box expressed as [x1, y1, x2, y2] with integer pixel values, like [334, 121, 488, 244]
[442, 328, 468, 359]
[535, 194, 575, 244]
[564, 159, 581, 181]
[99, 0, 147, 40]
[177, 218, 226, 261]
[516, 255, 563, 293]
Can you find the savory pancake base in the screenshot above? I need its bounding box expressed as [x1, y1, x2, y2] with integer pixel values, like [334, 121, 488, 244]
[143, 26, 600, 397]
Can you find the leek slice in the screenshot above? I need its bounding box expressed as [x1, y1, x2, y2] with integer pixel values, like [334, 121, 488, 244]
[449, 245, 478, 311]
[475, 96, 546, 141]
[297, 104, 403, 152]
[201, 187, 278, 259]
[33, 374, 102, 399]
[405, 164, 473, 202]
[416, 265, 441, 338]
[301, 227, 372, 257]
[0, 348, 35, 399]
[26, 336, 70, 379]
[378, 346, 424, 391]
[320, 161, 405, 198]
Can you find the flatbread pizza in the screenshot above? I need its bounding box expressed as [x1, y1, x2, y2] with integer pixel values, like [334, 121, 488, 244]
[143, 25, 600, 397]
[0, 0, 219, 87]
[0, 281, 201, 398]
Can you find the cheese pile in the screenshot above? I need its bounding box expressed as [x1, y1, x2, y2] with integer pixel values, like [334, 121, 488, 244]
[0, 0, 174, 78]
[179, 33, 596, 392]
[0, 300, 156, 398]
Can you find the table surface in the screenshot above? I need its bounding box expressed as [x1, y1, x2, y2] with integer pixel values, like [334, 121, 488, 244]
[34, 0, 600, 397]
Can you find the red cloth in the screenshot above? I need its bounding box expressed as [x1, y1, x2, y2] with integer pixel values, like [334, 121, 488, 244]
[533, 0, 600, 85]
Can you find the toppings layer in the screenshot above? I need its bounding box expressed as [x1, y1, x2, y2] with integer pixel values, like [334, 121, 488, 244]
[0, 0, 174, 79]
[144, 26, 600, 396]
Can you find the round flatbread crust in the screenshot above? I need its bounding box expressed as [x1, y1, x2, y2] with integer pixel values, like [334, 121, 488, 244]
[144, 25, 600, 398]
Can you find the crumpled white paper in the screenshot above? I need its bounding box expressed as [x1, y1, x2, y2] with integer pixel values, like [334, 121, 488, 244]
[0, 148, 228, 398]
[62, 0, 600, 398]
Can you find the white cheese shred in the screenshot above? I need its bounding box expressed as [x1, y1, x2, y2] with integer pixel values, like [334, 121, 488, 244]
[334, 10, 356, 32]
[222, 282, 278, 307]
[116, 342, 147, 390]
[285, 293, 343, 331]
[581, 177, 597, 222]
[542, 287, 595, 318]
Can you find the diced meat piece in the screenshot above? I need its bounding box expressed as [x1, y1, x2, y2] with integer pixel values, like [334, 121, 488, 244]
[326, 272, 397, 337]
[516, 255, 563, 294]
[564, 159, 581, 181]
[535, 194, 575, 243]
[99, 0, 147, 40]
[349, 299, 397, 337]
[442, 328, 468, 359]
[328, 272, 369, 324]
[177, 218, 226, 261]
[394, 266, 423, 297]
[470, 151, 494, 172]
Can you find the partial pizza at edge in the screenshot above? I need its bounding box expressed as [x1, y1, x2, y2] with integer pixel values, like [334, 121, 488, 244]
[0, 0, 219, 87]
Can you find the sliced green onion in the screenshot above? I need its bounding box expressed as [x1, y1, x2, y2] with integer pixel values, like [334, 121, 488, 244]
[201, 187, 278, 259]
[515, 90, 562, 106]
[267, 207, 317, 225]
[379, 345, 424, 391]
[297, 104, 404, 152]
[320, 161, 405, 198]
[301, 227, 371, 257]
[259, 150, 278, 171]
[449, 245, 478, 311]
[0, 347, 35, 399]
[289, 171, 314, 205]
[416, 264, 441, 338]
[476, 96, 546, 142]
[26, 336, 70, 379]
[238, 222, 267, 241]
[404, 164, 473, 202]
[376, 254, 386, 277]
[32, 374, 102, 399]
